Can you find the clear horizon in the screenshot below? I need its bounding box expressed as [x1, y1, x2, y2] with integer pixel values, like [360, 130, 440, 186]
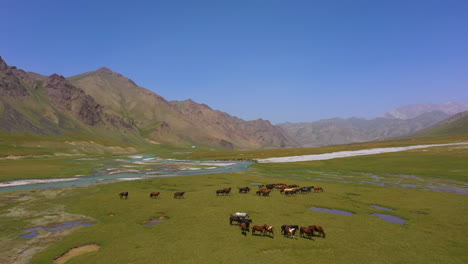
[3, 0, 468, 124]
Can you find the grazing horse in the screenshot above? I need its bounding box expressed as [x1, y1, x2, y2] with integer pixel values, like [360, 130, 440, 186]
[275, 184, 287, 189]
[251, 225, 265, 236]
[174, 192, 185, 199]
[263, 225, 274, 237]
[281, 225, 299, 234]
[239, 219, 252, 236]
[284, 227, 296, 239]
[284, 189, 297, 195]
[216, 189, 227, 196]
[314, 186, 324, 192]
[238, 187, 251, 193]
[265, 184, 276, 190]
[229, 215, 244, 225]
[300, 226, 314, 239]
[300, 186, 314, 194]
[309, 225, 326, 238]
[233, 212, 250, 218]
[281, 188, 296, 194]
[256, 189, 271, 196]
[149, 192, 160, 198]
[119, 192, 128, 199]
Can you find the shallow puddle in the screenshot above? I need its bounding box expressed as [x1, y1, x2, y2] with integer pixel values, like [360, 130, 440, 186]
[310, 207, 354, 215]
[20, 221, 95, 238]
[370, 213, 407, 224]
[142, 216, 169, 226]
[370, 205, 393, 211]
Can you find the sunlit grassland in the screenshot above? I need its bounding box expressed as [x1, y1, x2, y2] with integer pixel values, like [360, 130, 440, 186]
[182, 134, 468, 161]
[251, 145, 468, 182]
[0, 135, 467, 263]
[6, 172, 462, 264]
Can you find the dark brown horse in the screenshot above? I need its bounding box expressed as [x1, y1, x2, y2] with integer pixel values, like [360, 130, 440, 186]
[238, 187, 251, 193]
[300, 226, 314, 239]
[229, 215, 244, 225]
[149, 192, 160, 198]
[309, 225, 326, 238]
[174, 192, 185, 199]
[119, 192, 128, 199]
[240, 219, 252, 236]
[251, 225, 265, 236]
[313, 186, 324, 192]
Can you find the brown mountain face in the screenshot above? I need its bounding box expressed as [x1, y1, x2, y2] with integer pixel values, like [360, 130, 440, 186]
[44, 74, 104, 126]
[0, 56, 30, 97]
[0, 56, 296, 149]
[169, 99, 299, 148]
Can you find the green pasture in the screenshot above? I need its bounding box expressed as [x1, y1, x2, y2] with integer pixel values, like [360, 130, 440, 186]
[0, 136, 467, 263]
[0, 171, 465, 264]
[252, 145, 468, 182]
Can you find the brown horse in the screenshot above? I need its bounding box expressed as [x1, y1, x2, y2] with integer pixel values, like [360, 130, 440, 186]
[300, 226, 314, 239]
[251, 225, 265, 236]
[119, 192, 128, 199]
[256, 189, 271, 196]
[174, 192, 185, 199]
[284, 226, 296, 239]
[313, 186, 324, 192]
[263, 225, 274, 237]
[309, 225, 326, 238]
[240, 219, 252, 236]
[229, 215, 244, 225]
[149, 192, 160, 198]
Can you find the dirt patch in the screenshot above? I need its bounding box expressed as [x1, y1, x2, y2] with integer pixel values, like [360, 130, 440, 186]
[261, 248, 289, 254]
[53, 244, 100, 264]
[142, 216, 169, 226]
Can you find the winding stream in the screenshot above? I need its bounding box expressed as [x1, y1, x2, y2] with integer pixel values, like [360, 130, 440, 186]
[0, 154, 252, 193]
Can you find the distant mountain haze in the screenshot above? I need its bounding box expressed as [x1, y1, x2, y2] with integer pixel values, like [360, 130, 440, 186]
[380, 102, 468, 120]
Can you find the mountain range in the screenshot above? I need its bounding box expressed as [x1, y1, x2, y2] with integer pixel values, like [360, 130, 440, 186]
[1, 55, 466, 150]
[0, 56, 298, 150]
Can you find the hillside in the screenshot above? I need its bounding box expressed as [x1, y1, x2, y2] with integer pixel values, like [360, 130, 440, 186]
[0, 56, 297, 151]
[411, 111, 468, 138]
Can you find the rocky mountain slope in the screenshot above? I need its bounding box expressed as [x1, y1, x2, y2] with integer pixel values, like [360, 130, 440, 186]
[0, 56, 297, 149]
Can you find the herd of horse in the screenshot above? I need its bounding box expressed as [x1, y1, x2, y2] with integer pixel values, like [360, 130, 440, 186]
[230, 213, 325, 239]
[119, 191, 185, 199]
[119, 182, 325, 240]
[120, 183, 323, 200]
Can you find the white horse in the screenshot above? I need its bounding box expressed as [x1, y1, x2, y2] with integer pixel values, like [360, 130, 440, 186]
[232, 212, 249, 218]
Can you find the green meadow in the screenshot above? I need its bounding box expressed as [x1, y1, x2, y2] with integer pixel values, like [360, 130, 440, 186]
[0, 137, 467, 263]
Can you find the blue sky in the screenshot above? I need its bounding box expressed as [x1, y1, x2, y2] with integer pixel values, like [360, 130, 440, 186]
[3, 0, 468, 123]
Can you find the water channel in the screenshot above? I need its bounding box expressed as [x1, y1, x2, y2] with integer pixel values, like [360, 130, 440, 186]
[0, 154, 252, 193]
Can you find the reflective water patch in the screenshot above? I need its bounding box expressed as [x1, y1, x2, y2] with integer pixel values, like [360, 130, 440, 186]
[370, 213, 407, 225]
[20, 221, 95, 238]
[310, 207, 354, 215]
[370, 205, 394, 211]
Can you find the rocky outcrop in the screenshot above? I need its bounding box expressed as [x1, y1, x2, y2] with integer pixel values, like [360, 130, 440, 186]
[44, 74, 104, 126]
[0, 56, 30, 97]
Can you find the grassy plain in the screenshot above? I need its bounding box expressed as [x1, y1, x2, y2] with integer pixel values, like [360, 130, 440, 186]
[0, 136, 467, 263]
[3, 173, 464, 264]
